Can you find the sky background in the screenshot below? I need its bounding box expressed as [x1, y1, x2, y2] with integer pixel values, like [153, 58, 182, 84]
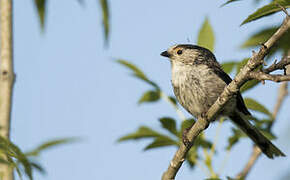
[10, 0, 290, 180]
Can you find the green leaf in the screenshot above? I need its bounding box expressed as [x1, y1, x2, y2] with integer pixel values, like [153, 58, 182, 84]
[195, 136, 212, 149]
[168, 96, 178, 105]
[30, 162, 46, 174]
[244, 98, 272, 117]
[240, 79, 260, 93]
[236, 58, 250, 74]
[25, 138, 78, 157]
[138, 90, 160, 104]
[197, 18, 215, 52]
[241, 0, 290, 25]
[144, 136, 178, 150]
[180, 119, 195, 136]
[241, 27, 277, 48]
[34, 0, 47, 30]
[99, 0, 110, 44]
[259, 129, 276, 140]
[221, 0, 242, 7]
[159, 117, 178, 136]
[241, 26, 290, 55]
[118, 126, 163, 142]
[221, 62, 237, 74]
[117, 60, 159, 88]
[227, 128, 246, 150]
[187, 146, 198, 168]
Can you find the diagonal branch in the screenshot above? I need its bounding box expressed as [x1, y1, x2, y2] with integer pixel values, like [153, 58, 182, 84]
[162, 15, 290, 180]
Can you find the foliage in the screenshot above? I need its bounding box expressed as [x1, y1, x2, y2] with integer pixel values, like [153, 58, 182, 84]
[0, 137, 77, 180]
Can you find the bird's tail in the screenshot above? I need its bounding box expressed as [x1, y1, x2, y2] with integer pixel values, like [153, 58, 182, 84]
[229, 111, 285, 159]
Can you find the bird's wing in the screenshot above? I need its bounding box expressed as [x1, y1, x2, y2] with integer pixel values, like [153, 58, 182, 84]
[212, 67, 251, 115]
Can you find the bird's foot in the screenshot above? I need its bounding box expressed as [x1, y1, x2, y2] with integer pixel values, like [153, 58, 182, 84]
[182, 127, 192, 147]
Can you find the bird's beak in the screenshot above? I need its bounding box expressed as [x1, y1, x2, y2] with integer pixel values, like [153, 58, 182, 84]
[160, 51, 171, 58]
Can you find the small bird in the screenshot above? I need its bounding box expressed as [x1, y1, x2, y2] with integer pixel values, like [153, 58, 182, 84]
[160, 44, 285, 159]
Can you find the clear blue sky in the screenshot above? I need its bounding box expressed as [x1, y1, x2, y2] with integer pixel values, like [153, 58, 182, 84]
[11, 0, 289, 180]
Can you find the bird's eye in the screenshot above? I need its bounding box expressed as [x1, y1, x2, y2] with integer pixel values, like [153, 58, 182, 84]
[177, 49, 183, 55]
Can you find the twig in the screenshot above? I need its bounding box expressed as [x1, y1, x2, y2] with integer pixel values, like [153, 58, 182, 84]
[236, 81, 288, 179]
[248, 72, 290, 82]
[161, 16, 290, 180]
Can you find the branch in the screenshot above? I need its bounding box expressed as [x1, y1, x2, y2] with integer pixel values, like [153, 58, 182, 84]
[248, 72, 290, 82]
[0, 0, 15, 180]
[162, 15, 290, 180]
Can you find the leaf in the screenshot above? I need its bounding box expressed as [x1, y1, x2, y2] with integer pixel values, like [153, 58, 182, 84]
[221, 0, 242, 7]
[25, 138, 78, 157]
[236, 58, 250, 74]
[117, 60, 159, 88]
[168, 96, 178, 105]
[195, 136, 212, 149]
[197, 18, 215, 52]
[99, 0, 110, 44]
[34, 0, 47, 30]
[258, 129, 276, 140]
[241, 26, 290, 55]
[221, 61, 237, 74]
[144, 136, 178, 150]
[180, 119, 195, 136]
[187, 146, 198, 168]
[244, 98, 272, 117]
[241, 0, 290, 25]
[118, 126, 162, 142]
[30, 162, 46, 175]
[138, 90, 160, 104]
[240, 79, 260, 93]
[227, 128, 246, 150]
[159, 117, 178, 136]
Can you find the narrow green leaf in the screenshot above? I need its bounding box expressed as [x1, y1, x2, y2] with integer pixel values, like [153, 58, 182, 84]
[117, 60, 159, 88]
[259, 129, 276, 140]
[25, 138, 78, 157]
[118, 126, 163, 142]
[221, 62, 237, 74]
[99, 0, 110, 44]
[138, 90, 160, 104]
[197, 18, 215, 52]
[30, 162, 46, 175]
[241, 0, 290, 25]
[144, 136, 178, 150]
[195, 136, 212, 149]
[244, 98, 272, 117]
[240, 79, 260, 93]
[221, 0, 242, 7]
[168, 96, 178, 105]
[159, 117, 178, 136]
[34, 0, 47, 30]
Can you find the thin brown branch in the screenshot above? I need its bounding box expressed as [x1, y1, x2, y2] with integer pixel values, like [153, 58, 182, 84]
[248, 72, 290, 82]
[162, 16, 290, 180]
[263, 55, 290, 74]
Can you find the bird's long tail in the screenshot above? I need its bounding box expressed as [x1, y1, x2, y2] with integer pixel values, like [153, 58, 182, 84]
[229, 111, 285, 159]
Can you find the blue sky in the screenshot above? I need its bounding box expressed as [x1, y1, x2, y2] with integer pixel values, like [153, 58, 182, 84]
[11, 0, 289, 180]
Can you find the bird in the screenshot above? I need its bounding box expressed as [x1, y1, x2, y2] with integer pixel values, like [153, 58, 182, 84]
[160, 44, 285, 159]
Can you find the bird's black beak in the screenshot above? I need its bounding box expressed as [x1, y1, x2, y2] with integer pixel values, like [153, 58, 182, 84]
[160, 51, 171, 58]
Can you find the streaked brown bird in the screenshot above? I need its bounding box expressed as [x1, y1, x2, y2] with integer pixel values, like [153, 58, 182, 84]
[161, 44, 285, 158]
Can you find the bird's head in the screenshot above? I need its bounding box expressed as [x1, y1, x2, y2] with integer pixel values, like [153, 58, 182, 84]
[160, 44, 216, 65]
